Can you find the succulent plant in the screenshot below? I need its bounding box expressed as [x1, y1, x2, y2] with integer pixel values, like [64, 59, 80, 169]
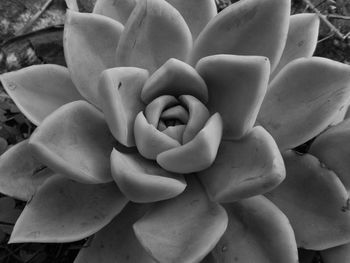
[1, 0, 350, 262]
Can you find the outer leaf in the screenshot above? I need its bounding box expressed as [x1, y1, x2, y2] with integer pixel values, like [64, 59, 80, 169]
[134, 177, 228, 263]
[271, 14, 319, 79]
[309, 119, 350, 191]
[93, 0, 138, 24]
[10, 175, 128, 243]
[266, 151, 350, 250]
[199, 126, 285, 203]
[74, 203, 155, 263]
[99, 67, 149, 147]
[210, 196, 298, 263]
[134, 112, 181, 160]
[157, 113, 223, 173]
[258, 57, 350, 151]
[189, 0, 290, 71]
[0, 65, 83, 126]
[64, 11, 123, 107]
[111, 149, 186, 203]
[165, 0, 217, 39]
[0, 140, 52, 201]
[115, 0, 192, 73]
[141, 58, 208, 104]
[196, 55, 270, 139]
[29, 101, 116, 184]
[321, 243, 350, 263]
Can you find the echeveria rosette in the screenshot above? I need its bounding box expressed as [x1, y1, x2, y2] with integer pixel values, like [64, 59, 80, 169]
[1, 0, 350, 262]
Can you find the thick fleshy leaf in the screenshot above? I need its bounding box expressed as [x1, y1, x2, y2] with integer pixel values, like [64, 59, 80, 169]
[189, 0, 290, 70]
[99, 67, 148, 147]
[196, 55, 270, 139]
[258, 57, 350, 151]
[0, 140, 53, 201]
[321, 243, 350, 263]
[134, 112, 180, 159]
[111, 149, 186, 203]
[265, 151, 350, 250]
[165, 0, 216, 39]
[10, 175, 128, 243]
[93, 0, 138, 24]
[134, 177, 228, 263]
[210, 196, 298, 263]
[29, 101, 116, 184]
[0, 65, 83, 126]
[309, 119, 350, 192]
[64, 11, 123, 107]
[199, 126, 285, 203]
[271, 14, 319, 79]
[145, 95, 178, 127]
[157, 113, 223, 173]
[115, 0, 192, 73]
[141, 58, 208, 104]
[74, 203, 155, 263]
[180, 95, 210, 144]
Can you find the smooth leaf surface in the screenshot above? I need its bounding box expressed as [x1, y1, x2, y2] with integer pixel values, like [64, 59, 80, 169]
[10, 175, 128, 243]
[64, 11, 123, 107]
[93, 0, 138, 24]
[134, 177, 228, 263]
[0, 65, 83, 126]
[196, 55, 269, 139]
[74, 203, 155, 263]
[111, 149, 186, 203]
[189, 0, 290, 70]
[211, 196, 298, 263]
[29, 101, 116, 184]
[180, 95, 210, 144]
[134, 112, 180, 160]
[144, 95, 178, 127]
[310, 119, 350, 191]
[141, 58, 208, 104]
[258, 57, 350, 151]
[266, 151, 350, 250]
[157, 113, 223, 173]
[99, 67, 148, 147]
[115, 0, 192, 73]
[199, 126, 285, 203]
[0, 140, 52, 201]
[271, 14, 319, 79]
[165, 0, 217, 39]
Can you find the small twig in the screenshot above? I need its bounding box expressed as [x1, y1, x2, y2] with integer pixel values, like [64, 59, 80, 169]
[318, 32, 335, 43]
[327, 14, 350, 20]
[302, 0, 347, 40]
[14, 0, 54, 36]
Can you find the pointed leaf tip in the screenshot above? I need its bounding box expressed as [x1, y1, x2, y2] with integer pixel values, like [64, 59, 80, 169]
[0, 140, 52, 201]
[64, 10, 123, 107]
[196, 54, 270, 140]
[99, 67, 148, 147]
[10, 175, 128, 243]
[116, 0, 192, 73]
[259, 57, 350, 151]
[29, 101, 116, 184]
[271, 13, 320, 79]
[189, 0, 290, 70]
[0, 65, 83, 126]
